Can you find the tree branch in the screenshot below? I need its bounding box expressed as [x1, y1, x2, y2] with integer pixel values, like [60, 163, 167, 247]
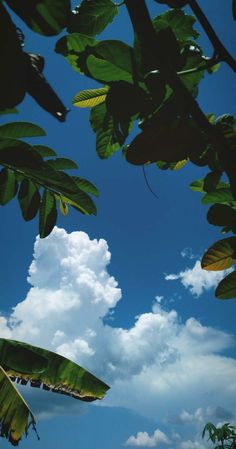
[124, 0, 236, 199]
[188, 0, 236, 73]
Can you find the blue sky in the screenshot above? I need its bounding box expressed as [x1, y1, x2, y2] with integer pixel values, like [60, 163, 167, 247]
[0, 1, 236, 449]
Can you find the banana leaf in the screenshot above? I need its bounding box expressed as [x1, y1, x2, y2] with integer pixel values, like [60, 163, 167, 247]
[0, 339, 109, 401]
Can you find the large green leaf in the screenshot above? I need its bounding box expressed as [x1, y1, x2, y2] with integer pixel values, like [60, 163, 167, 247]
[5, 0, 71, 36]
[39, 189, 57, 238]
[0, 340, 48, 374]
[207, 204, 236, 228]
[201, 188, 235, 205]
[0, 122, 45, 139]
[3, 339, 109, 401]
[55, 33, 97, 74]
[0, 365, 36, 446]
[86, 40, 134, 83]
[215, 271, 236, 299]
[201, 237, 236, 271]
[18, 180, 41, 221]
[73, 87, 109, 108]
[0, 168, 18, 205]
[68, 0, 118, 36]
[90, 103, 120, 159]
[153, 9, 199, 42]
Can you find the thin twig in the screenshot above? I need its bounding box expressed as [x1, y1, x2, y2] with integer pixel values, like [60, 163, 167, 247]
[142, 165, 159, 200]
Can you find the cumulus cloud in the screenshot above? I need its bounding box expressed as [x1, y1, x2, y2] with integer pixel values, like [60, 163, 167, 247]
[125, 429, 170, 447]
[0, 227, 236, 426]
[165, 260, 232, 297]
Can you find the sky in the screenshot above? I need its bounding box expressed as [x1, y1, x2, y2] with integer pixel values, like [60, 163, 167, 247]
[0, 1, 236, 449]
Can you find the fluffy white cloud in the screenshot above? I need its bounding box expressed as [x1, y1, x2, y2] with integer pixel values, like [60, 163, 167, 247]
[165, 260, 232, 297]
[0, 227, 236, 426]
[125, 429, 170, 447]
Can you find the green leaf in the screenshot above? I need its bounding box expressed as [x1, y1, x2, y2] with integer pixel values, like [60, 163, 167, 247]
[233, 0, 236, 20]
[201, 237, 236, 271]
[5, 0, 71, 36]
[0, 339, 48, 374]
[72, 177, 99, 197]
[68, 0, 118, 36]
[33, 145, 57, 157]
[46, 158, 79, 170]
[73, 86, 109, 108]
[0, 108, 18, 115]
[39, 190, 57, 238]
[0, 122, 45, 139]
[90, 103, 120, 158]
[207, 204, 236, 227]
[86, 40, 134, 83]
[0, 365, 35, 446]
[201, 188, 235, 205]
[3, 339, 109, 401]
[190, 178, 228, 193]
[153, 9, 199, 42]
[215, 270, 236, 299]
[0, 168, 18, 205]
[18, 180, 41, 221]
[55, 33, 97, 74]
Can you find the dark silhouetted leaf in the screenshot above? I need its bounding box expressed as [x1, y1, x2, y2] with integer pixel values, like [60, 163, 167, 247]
[207, 204, 236, 228]
[39, 190, 57, 238]
[215, 271, 236, 299]
[203, 171, 222, 192]
[233, 0, 236, 20]
[0, 108, 18, 115]
[5, 0, 71, 36]
[33, 145, 57, 157]
[0, 168, 18, 205]
[0, 122, 45, 139]
[202, 237, 236, 271]
[18, 179, 41, 221]
[68, 0, 118, 36]
[0, 138, 43, 169]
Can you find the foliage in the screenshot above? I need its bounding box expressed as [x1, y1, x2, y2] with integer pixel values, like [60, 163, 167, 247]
[0, 338, 109, 445]
[202, 422, 236, 449]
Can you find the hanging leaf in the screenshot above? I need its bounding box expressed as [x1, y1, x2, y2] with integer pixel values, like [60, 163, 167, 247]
[72, 177, 99, 197]
[59, 196, 69, 215]
[0, 122, 45, 139]
[0, 168, 18, 205]
[201, 237, 236, 271]
[207, 204, 236, 228]
[18, 180, 41, 221]
[33, 145, 57, 157]
[2, 339, 109, 401]
[39, 190, 57, 238]
[68, 0, 118, 36]
[73, 87, 109, 108]
[5, 0, 71, 36]
[215, 271, 236, 299]
[90, 103, 121, 159]
[0, 365, 36, 446]
[46, 158, 78, 170]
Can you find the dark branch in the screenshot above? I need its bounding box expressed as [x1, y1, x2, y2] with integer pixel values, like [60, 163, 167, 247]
[188, 0, 236, 73]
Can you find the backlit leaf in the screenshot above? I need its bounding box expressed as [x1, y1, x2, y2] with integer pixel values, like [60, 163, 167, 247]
[201, 237, 236, 271]
[153, 9, 199, 42]
[0, 339, 48, 374]
[201, 188, 235, 205]
[215, 271, 236, 299]
[68, 0, 118, 36]
[2, 339, 109, 401]
[73, 87, 109, 108]
[0, 365, 35, 446]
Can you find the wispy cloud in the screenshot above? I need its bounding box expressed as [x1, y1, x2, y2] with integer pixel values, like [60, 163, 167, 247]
[165, 260, 232, 297]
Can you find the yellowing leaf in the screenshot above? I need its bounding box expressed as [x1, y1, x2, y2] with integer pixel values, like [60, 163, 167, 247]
[73, 87, 109, 108]
[201, 237, 236, 271]
[59, 196, 69, 215]
[171, 159, 188, 170]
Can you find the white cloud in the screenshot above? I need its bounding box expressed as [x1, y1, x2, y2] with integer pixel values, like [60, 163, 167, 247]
[180, 440, 206, 449]
[180, 248, 198, 260]
[125, 429, 170, 447]
[0, 227, 236, 427]
[165, 260, 232, 297]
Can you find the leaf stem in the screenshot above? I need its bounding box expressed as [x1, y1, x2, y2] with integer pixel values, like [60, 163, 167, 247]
[188, 0, 236, 73]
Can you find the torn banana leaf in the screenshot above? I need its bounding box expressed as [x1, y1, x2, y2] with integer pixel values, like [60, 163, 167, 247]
[0, 339, 109, 401]
[0, 365, 36, 446]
